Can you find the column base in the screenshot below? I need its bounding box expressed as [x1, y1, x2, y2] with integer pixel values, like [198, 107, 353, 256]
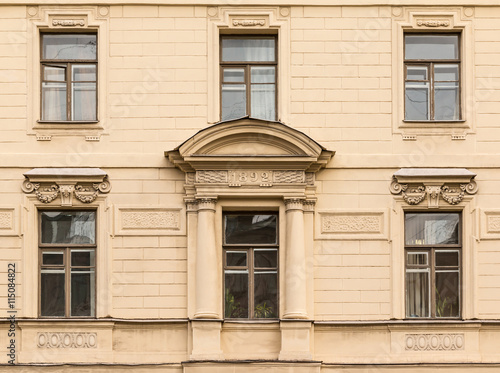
[193, 311, 220, 319]
[190, 320, 224, 361]
[278, 320, 313, 361]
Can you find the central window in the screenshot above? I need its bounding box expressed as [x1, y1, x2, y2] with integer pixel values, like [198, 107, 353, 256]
[39, 211, 96, 317]
[404, 34, 460, 121]
[220, 36, 277, 122]
[40, 33, 97, 122]
[405, 212, 461, 318]
[223, 213, 278, 319]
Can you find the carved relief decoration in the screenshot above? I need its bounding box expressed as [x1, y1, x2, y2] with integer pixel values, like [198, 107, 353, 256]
[122, 211, 180, 230]
[37, 332, 97, 349]
[405, 334, 464, 351]
[416, 19, 450, 27]
[0, 212, 12, 229]
[192, 170, 306, 188]
[390, 178, 477, 207]
[52, 19, 86, 27]
[232, 19, 266, 27]
[487, 215, 500, 233]
[322, 215, 381, 234]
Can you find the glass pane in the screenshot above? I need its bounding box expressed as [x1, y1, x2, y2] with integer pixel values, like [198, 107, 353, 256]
[405, 34, 459, 60]
[226, 251, 247, 267]
[406, 65, 428, 80]
[251, 66, 275, 83]
[435, 271, 459, 317]
[41, 211, 96, 245]
[405, 82, 429, 120]
[434, 64, 459, 81]
[254, 249, 278, 268]
[405, 213, 460, 245]
[254, 272, 278, 318]
[71, 250, 95, 267]
[435, 82, 459, 121]
[43, 65, 66, 81]
[222, 38, 275, 62]
[436, 251, 459, 267]
[72, 82, 97, 121]
[225, 214, 278, 245]
[225, 272, 249, 318]
[407, 252, 428, 266]
[223, 68, 245, 83]
[40, 270, 65, 316]
[43, 34, 97, 60]
[406, 271, 430, 318]
[41, 82, 67, 121]
[251, 84, 276, 121]
[221, 84, 246, 121]
[71, 269, 95, 317]
[42, 252, 64, 266]
[72, 64, 96, 81]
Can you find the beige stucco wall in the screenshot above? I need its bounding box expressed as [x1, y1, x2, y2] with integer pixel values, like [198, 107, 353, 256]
[1, 1, 500, 371]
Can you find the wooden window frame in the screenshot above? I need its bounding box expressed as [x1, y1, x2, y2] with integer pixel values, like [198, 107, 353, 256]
[38, 210, 97, 318]
[39, 33, 98, 123]
[404, 212, 462, 319]
[220, 35, 278, 121]
[223, 212, 279, 320]
[404, 33, 461, 122]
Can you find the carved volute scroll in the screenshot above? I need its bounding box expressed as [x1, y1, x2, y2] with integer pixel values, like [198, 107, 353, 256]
[22, 168, 111, 206]
[390, 168, 477, 208]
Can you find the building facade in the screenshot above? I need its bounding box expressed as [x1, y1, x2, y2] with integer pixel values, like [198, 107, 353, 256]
[1, 1, 500, 372]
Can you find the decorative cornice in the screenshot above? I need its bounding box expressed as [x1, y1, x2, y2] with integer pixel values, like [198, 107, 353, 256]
[22, 168, 110, 206]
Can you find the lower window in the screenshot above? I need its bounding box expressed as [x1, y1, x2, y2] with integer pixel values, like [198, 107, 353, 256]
[405, 212, 461, 318]
[223, 213, 278, 319]
[39, 211, 96, 317]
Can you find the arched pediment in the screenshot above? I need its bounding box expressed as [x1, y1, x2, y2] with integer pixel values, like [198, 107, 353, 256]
[166, 118, 334, 173]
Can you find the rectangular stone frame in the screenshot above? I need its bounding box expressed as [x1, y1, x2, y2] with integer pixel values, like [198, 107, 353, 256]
[390, 195, 477, 320]
[26, 6, 109, 137]
[391, 7, 475, 138]
[22, 194, 112, 318]
[207, 6, 291, 124]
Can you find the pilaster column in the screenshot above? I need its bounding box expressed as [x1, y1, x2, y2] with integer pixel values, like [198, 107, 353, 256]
[194, 197, 219, 319]
[283, 197, 308, 319]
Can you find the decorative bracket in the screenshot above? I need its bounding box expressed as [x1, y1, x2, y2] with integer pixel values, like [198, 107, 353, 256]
[390, 168, 478, 208]
[22, 168, 111, 206]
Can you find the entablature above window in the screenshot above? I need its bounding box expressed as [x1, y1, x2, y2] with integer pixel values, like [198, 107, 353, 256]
[22, 167, 111, 206]
[166, 118, 333, 200]
[390, 167, 477, 208]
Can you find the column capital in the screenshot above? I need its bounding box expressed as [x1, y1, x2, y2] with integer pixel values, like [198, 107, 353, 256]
[284, 197, 305, 212]
[303, 199, 316, 212]
[185, 199, 198, 212]
[196, 197, 217, 211]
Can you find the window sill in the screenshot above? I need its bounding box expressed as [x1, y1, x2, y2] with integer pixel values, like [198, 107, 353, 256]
[401, 120, 468, 129]
[223, 319, 280, 324]
[34, 121, 103, 132]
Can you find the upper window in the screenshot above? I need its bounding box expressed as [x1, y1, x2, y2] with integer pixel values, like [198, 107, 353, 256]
[223, 213, 278, 319]
[39, 211, 96, 317]
[405, 212, 461, 318]
[220, 36, 277, 122]
[40, 34, 97, 122]
[404, 34, 460, 121]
